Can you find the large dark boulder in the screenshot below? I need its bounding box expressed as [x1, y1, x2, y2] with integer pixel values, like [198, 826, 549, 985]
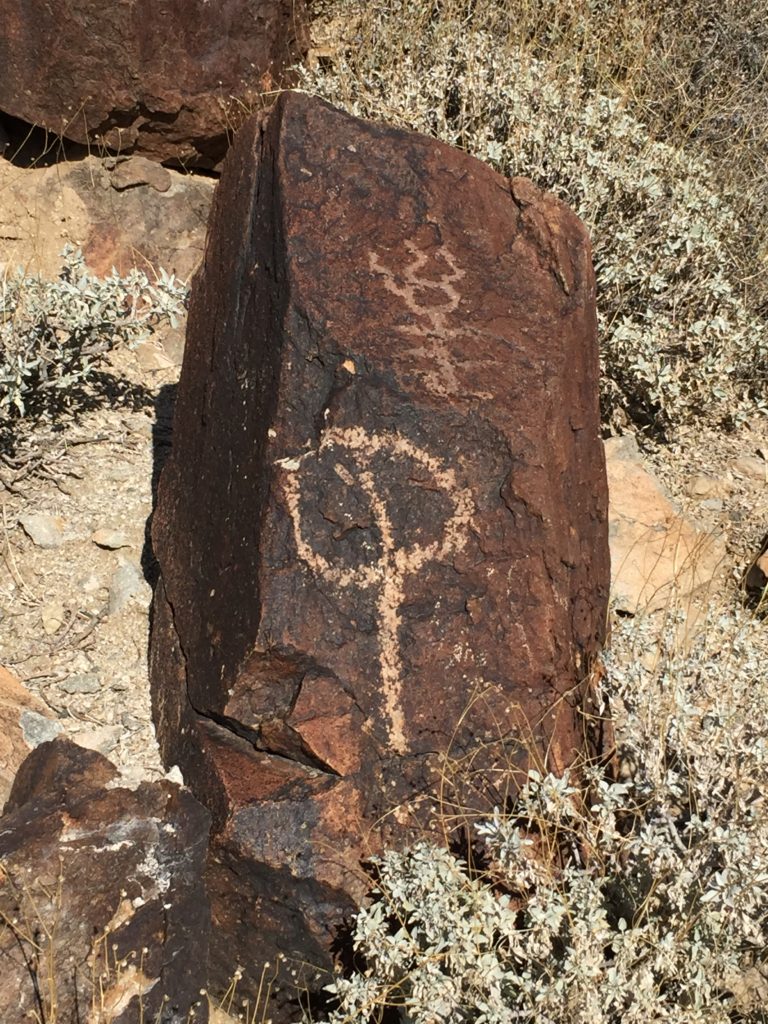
[0, 0, 308, 167]
[0, 739, 210, 1023]
[150, 92, 610, 1014]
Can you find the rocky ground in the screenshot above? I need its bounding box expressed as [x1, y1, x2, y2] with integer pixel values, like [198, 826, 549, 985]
[1, 342, 179, 787]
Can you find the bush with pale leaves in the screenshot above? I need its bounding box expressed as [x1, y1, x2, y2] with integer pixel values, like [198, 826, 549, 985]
[317, 610, 768, 1024]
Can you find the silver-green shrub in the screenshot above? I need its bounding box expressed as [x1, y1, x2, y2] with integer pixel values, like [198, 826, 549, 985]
[299, 17, 767, 435]
[318, 609, 768, 1023]
[0, 246, 187, 420]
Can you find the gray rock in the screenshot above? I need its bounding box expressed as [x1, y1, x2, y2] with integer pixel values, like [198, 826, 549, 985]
[18, 512, 67, 548]
[108, 562, 146, 614]
[60, 673, 101, 694]
[19, 709, 63, 747]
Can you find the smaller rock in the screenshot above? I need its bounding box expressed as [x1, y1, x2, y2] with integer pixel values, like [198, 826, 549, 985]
[731, 455, 767, 483]
[165, 765, 185, 785]
[685, 473, 732, 500]
[0, 666, 59, 808]
[19, 709, 63, 748]
[73, 724, 122, 755]
[134, 340, 177, 372]
[0, 738, 210, 1023]
[18, 512, 67, 548]
[120, 712, 143, 732]
[41, 599, 66, 635]
[91, 528, 131, 549]
[60, 673, 101, 694]
[110, 156, 172, 193]
[108, 561, 147, 614]
[699, 498, 725, 513]
[744, 540, 768, 598]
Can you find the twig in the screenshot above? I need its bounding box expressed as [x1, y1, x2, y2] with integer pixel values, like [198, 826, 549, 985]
[1, 501, 38, 604]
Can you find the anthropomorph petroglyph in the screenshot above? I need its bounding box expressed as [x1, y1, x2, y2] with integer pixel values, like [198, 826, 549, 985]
[278, 425, 474, 755]
[369, 240, 493, 400]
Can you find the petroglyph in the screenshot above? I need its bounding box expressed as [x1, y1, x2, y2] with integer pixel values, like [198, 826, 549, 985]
[279, 426, 474, 754]
[369, 241, 493, 399]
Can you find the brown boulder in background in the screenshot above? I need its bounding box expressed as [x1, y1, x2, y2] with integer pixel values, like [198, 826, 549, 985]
[0, 0, 308, 167]
[0, 738, 210, 1023]
[0, 154, 214, 281]
[150, 93, 609, 1010]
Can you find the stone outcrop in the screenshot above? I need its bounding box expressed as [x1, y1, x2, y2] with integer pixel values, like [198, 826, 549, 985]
[744, 534, 768, 601]
[0, 0, 308, 167]
[0, 738, 210, 1023]
[0, 665, 61, 810]
[605, 434, 728, 614]
[0, 152, 214, 281]
[150, 93, 609, 1011]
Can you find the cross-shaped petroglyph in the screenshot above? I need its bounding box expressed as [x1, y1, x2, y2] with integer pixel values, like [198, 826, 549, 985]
[278, 426, 474, 755]
[369, 241, 493, 400]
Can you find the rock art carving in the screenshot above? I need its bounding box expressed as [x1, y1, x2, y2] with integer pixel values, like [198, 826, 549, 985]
[369, 240, 494, 400]
[279, 424, 474, 753]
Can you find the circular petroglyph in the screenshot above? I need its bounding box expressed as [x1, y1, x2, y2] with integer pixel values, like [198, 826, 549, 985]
[278, 425, 474, 754]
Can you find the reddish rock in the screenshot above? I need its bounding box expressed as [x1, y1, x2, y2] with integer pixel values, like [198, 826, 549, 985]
[0, 665, 60, 810]
[0, 0, 308, 167]
[0, 154, 214, 282]
[0, 738, 210, 1023]
[150, 93, 609, 1012]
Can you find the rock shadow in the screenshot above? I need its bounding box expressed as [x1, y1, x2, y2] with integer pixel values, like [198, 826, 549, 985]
[141, 381, 176, 592]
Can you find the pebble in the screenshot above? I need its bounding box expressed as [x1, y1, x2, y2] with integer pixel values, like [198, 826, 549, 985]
[684, 474, 731, 500]
[699, 498, 725, 512]
[731, 455, 767, 482]
[41, 600, 66, 635]
[18, 512, 67, 549]
[20, 709, 63, 747]
[108, 561, 147, 614]
[73, 724, 122, 755]
[121, 712, 143, 731]
[91, 528, 131, 550]
[60, 673, 101, 694]
[105, 463, 133, 483]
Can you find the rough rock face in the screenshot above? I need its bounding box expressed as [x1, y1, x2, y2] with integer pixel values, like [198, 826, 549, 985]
[0, 0, 308, 167]
[0, 154, 214, 280]
[0, 739, 210, 1023]
[150, 93, 609, 1010]
[605, 434, 727, 614]
[0, 665, 61, 810]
